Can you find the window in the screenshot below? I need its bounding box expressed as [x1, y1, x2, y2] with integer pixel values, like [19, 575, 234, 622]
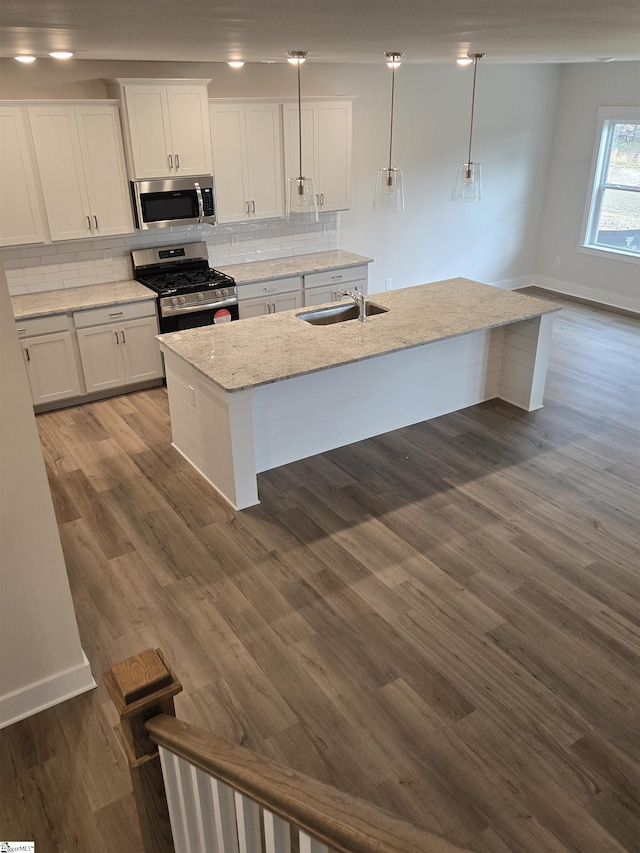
[581, 107, 640, 262]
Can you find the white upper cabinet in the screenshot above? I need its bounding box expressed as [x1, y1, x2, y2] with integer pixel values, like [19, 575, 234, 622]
[210, 101, 283, 223]
[283, 99, 352, 212]
[0, 106, 47, 246]
[115, 80, 213, 179]
[28, 104, 133, 242]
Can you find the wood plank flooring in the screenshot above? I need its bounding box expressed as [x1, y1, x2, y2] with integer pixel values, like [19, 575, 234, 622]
[1, 291, 639, 852]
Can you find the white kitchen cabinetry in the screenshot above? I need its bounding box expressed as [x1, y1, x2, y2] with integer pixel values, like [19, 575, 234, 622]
[114, 80, 213, 179]
[16, 315, 83, 405]
[74, 301, 163, 393]
[303, 265, 369, 306]
[238, 276, 302, 319]
[283, 100, 352, 212]
[210, 101, 283, 223]
[0, 106, 47, 247]
[28, 103, 133, 242]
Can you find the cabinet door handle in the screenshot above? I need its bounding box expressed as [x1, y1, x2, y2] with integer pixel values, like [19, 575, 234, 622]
[246, 201, 251, 214]
[86, 215, 92, 231]
[25, 347, 30, 362]
[114, 331, 120, 345]
[168, 154, 174, 170]
[175, 153, 180, 169]
[272, 302, 276, 313]
[316, 194, 319, 205]
[266, 303, 271, 314]
[320, 193, 324, 206]
[93, 215, 99, 231]
[251, 200, 256, 213]
[121, 330, 126, 344]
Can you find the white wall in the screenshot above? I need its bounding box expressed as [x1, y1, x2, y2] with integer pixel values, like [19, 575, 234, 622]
[1, 58, 560, 296]
[535, 62, 640, 311]
[0, 265, 95, 727]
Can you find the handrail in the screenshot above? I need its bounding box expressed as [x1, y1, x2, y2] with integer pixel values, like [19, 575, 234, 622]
[145, 712, 472, 853]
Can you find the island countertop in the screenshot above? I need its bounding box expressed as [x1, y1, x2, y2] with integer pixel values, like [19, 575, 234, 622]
[157, 278, 560, 393]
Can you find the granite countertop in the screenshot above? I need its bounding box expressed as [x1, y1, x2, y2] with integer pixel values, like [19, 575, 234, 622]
[158, 278, 561, 393]
[12, 280, 157, 320]
[220, 250, 372, 285]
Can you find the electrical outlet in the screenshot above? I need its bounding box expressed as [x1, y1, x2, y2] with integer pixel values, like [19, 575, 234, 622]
[188, 385, 196, 407]
[554, 255, 561, 267]
[385, 278, 393, 290]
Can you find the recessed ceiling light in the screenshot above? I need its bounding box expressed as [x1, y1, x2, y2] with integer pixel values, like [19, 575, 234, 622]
[227, 61, 244, 68]
[15, 55, 36, 63]
[49, 51, 74, 59]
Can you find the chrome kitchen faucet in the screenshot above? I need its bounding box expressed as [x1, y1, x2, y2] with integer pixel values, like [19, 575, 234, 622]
[338, 287, 367, 322]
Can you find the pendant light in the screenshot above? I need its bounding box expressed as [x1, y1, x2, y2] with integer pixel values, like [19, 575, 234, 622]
[286, 51, 318, 222]
[373, 52, 405, 212]
[452, 53, 485, 203]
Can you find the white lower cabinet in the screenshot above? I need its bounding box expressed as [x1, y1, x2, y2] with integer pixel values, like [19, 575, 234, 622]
[16, 314, 83, 405]
[238, 276, 302, 319]
[76, 314, 163, 393]
[303, 265, 369, 307]
[21, 330, 83, 405]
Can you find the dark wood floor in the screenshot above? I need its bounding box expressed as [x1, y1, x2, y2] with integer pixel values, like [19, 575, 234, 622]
[1, 291, 639, 852]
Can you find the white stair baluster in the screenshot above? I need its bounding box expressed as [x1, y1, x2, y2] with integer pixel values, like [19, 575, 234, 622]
[235, 791, 263, 853]
[299, 831, 329, 853]
[195, 769, 240, 853]
[158, 748, 189, 853]
[263, 809, 292, 853]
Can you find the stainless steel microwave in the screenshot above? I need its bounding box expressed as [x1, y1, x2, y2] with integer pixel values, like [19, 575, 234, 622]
[131, 176, 216, 230]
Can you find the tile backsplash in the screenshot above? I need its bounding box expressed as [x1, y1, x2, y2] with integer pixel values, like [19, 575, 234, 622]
[2, 213, 340, 297]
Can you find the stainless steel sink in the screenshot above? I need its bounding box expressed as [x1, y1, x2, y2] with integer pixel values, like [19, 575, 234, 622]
[297, 302, 388, 325]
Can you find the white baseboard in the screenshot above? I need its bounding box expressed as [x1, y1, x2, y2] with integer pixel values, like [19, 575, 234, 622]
[0, 651, 96, 729]
[533, 275, 640, 314]
[490, 275, 535, 291]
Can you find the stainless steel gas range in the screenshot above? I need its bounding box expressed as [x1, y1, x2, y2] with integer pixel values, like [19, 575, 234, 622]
[132, 241, 238, 333]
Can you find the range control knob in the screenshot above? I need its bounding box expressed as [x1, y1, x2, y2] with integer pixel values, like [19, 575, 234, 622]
[171, 297, 178, 306]
[197, 292, 204, 301]
[222, 288, 228, 296]
[178, 296, 186, 304]
[215, 289, 222, 298]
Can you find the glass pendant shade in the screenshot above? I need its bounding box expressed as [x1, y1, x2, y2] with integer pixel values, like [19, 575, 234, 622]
[373, 168, 405, 211]
[452, 162, 482, 202]
[286, 176, 319, 222]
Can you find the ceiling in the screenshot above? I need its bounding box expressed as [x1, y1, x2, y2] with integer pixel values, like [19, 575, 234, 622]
[1, 0, 639, 65]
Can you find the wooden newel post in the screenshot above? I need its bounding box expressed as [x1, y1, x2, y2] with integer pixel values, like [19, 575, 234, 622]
[104, 648, 183, 853]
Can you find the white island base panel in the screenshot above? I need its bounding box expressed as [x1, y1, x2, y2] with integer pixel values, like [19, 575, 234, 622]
[161, 313, 554, 510]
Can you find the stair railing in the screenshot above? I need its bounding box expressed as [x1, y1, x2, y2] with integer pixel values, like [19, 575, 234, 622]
[105, 648, 472, 853]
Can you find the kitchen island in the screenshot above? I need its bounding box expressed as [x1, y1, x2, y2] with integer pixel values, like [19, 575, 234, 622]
[158, 278, 561, 509]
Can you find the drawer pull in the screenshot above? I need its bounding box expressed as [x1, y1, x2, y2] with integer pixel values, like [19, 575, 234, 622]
[331, 275, 343, 280]
[109, 312, 124, 317]
[16, 328, 26, 333]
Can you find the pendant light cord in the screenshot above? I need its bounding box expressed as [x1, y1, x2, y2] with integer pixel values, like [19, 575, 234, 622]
[297, 60, 303, 183]
[388, 62, 396, 174]
[467, 56, 478, 167]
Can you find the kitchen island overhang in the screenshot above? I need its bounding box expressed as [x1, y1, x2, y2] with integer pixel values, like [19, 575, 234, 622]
[158, 278, 561, 510]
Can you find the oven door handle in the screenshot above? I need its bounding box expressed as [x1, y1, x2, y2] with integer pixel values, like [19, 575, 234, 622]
[161, 296, 239, 317]
[194, 182, 204, 223]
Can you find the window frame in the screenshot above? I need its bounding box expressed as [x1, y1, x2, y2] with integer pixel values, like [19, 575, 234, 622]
[579, 106, 640, 265]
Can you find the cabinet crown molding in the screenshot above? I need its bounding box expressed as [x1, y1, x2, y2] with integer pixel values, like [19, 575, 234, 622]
[104, 78, 212, 86]
[1, 99, 121, 107]
[208, 95, 356, 104]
